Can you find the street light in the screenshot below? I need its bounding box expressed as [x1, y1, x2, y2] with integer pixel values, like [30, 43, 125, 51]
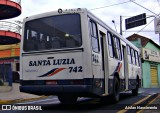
[112, 20, 117, 32]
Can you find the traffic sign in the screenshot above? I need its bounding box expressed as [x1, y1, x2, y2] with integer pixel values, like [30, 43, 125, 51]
[125, 13, 146, 30]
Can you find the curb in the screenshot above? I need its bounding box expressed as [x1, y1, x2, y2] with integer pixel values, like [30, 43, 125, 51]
[0, 96, 48, 104]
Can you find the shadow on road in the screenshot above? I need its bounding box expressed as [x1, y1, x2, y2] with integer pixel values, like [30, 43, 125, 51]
[43, 92, 134, 112]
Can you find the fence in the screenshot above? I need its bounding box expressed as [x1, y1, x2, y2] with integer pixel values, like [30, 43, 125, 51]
[9, 0, 21, 5]
[0, 21, 22, 34]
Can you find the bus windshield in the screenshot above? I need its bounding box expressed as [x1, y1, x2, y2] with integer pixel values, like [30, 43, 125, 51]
[23, 14, 82, 52]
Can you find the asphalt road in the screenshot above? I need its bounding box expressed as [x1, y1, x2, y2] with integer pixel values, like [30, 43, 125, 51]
[1, 88, 160, 113]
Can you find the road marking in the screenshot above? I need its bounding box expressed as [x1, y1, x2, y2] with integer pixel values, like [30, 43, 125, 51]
[41, 100, 60, 104]
[137, 94, 160, 113]
[17, 97, 58, 104]
[117, 95, 152, 113]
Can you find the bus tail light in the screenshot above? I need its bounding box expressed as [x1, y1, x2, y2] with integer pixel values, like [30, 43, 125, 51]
[46, 80, 57, 85]
[71, 80, 84, 85]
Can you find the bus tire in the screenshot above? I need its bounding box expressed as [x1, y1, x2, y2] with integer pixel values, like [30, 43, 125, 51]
[132, 79, 139, 96]
[58, 94, 78, 104]
[111, 77, 120, 103]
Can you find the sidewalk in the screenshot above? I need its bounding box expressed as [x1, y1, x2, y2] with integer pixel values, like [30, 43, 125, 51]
[0, 83, 12, 93]
[0, 83, 45, 104]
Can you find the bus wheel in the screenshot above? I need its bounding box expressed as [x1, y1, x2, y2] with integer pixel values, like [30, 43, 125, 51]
[111, 77, 120, 103]
[132, 79, 139, 96]
[58, 94, 78, 104]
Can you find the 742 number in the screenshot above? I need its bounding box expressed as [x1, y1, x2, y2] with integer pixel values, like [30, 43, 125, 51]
[69, 66, 83, 73]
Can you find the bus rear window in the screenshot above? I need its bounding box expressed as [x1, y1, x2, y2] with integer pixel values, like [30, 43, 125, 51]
[23, 14, 82, 52]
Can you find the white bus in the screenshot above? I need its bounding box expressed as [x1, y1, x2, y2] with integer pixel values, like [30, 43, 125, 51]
[20, 8, 142, 104]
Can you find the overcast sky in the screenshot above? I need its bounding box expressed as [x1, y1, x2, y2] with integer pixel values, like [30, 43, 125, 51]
[13, 0, 160, 45]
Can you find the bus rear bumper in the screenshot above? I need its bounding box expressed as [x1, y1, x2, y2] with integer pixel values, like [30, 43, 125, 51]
[20, 85, 92, 96]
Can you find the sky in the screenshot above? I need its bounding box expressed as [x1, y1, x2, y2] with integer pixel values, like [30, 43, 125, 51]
[11, 0, 160, 45]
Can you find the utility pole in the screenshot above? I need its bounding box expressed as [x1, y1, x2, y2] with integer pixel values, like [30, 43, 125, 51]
[120, 16, 122, 35]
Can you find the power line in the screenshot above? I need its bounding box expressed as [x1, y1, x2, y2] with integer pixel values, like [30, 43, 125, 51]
[157, 0, 160, 7]
[134, 0, 160, 34]
[127, 1, 160, 34]
[137, 18, 154, 34]
[130, 0, 160, 17]
[90, 1, 131, 10]
[125, 30, 155, 32]
[156, 0, 160, 15]
[89, 0, 159, 35]
[149, 0, 157, 11]
[150, 0, 160, 15]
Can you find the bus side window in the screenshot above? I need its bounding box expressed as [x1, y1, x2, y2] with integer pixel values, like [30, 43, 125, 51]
[114, 36, 122, 60]
[127, 45, 132, 64]
[138, 53, 141, 66]
[89, 20, 99, 53]
[135, 51, 139, 66]
[107, 32, 114, 58]
[131, 49, 136, 65]
[113, 36, 118, 59]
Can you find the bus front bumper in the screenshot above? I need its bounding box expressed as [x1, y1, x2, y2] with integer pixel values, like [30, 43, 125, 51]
[20, 85, 92, 95]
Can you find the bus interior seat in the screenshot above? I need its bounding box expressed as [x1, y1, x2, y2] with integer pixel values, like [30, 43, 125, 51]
[37, 34, 47, 50]
[45, 41, 52, 49]
[26, 38, 37, 51]
[66, 39, 76, 48]
[52, 40, 61, 48]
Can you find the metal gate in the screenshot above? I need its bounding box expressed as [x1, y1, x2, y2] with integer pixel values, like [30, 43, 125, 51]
[150, 66, 158, 87]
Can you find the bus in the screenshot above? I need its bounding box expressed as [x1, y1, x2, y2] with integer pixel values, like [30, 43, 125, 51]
[20, 8, 142, 104]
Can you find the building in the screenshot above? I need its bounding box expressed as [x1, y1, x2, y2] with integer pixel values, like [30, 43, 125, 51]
[0, 0, 21, 85]
[0, 44, 20, 83]
[127, 34, 160, 88]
